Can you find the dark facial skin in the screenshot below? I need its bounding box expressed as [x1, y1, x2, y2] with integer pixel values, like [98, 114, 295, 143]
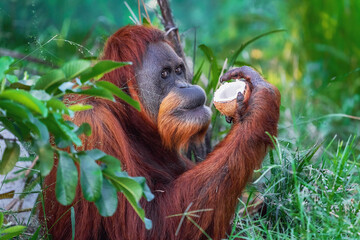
[136, 42, 211, 125]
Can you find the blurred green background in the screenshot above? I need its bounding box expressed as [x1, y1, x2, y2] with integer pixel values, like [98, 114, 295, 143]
[1, 0, 359, 147]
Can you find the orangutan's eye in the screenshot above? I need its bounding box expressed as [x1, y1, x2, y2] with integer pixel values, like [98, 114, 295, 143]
[161, 68, 171, 79]
[175, 66, 182, 75]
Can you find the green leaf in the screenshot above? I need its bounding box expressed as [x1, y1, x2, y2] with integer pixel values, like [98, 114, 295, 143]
[62, 60, 91, 80]
[48, 113, 82, 147]
[77, 87, 114, 101]
[0, 117, 23, 140]
[85, 149, 106, 160]
[38, 143, 54, 177]
[0, 56, 14, 80]
[29, 118, 49, 143]
[68, 104, 93, 112]
[0, 141, 20, 175]
[104, 171, 152, 228]
[0, 100, 33, 120]
[144, 218, 152, 230]
[228, 29, 285, 68]
[0, 89, 48, 117]
[199, 44, 217, 63]
[29, 227, 41, 240]
[15, 121, 32, 141]
[33, 69, 65, 91]
[112, 175, 143, 203]
[74, 123, 92, 137]
[46, 98, 71, 116]
[94, 178, 118, 217]
[0, 118, 32, 142]
[192, 60, 204, 85]
[71, 207, 75, 240]
[56, 151, 78, 205]
[132, 176, 154, 201]
[79, 154, 103, 201]
[0, 212, 3, 227]
[41, 115, 73, 148]
[5, 74, 18, 84]
[199, 44, 220, 92]
[1, 225, 26, 234]
[95, 81, 140, 111]
[0, 225, 26, 239]
[115, 172, 153, 201]
[113, 180, 146, 222]
[80, 60, 132, 82]
[99, 155, 122, 176]
[142, 17, 151, 26]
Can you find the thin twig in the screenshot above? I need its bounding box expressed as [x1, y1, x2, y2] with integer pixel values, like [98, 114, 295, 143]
[25, 156, 39, 177]
[141, 0, 151, 24]
[174, 202, 193, 236]
[5, 198, 19, 211]
[1, 207, 33, 218]
[138, 0, 142, 24]
[124, 1, 140, 25]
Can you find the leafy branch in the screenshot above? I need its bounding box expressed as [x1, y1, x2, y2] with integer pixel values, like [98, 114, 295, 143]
[0, 56, 153, 231]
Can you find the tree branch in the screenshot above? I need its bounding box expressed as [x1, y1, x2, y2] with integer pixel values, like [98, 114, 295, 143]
[157, 0, 187, 67]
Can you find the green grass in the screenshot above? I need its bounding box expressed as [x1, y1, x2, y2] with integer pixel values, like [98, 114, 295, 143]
[228, 136, 360, 239]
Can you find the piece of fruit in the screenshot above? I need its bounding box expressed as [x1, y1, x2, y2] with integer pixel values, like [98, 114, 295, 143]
[213, 80, 248, 117]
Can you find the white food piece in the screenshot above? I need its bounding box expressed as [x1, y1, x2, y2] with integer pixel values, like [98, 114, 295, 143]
[213, 80, 246, 102]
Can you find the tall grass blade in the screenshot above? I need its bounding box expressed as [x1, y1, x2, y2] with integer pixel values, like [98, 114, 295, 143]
[228, 29, 285, 68]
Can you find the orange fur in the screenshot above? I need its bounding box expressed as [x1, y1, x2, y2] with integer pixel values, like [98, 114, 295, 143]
[158, 92, 210, 151]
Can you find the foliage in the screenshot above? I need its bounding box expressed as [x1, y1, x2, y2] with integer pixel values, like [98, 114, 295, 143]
[0, 56, 152, 232]
[228, 136, 360, 239]
[0, 212, 26, 240]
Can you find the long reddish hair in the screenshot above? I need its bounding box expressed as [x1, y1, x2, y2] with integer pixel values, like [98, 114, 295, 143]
[101, 25, 165, 98]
